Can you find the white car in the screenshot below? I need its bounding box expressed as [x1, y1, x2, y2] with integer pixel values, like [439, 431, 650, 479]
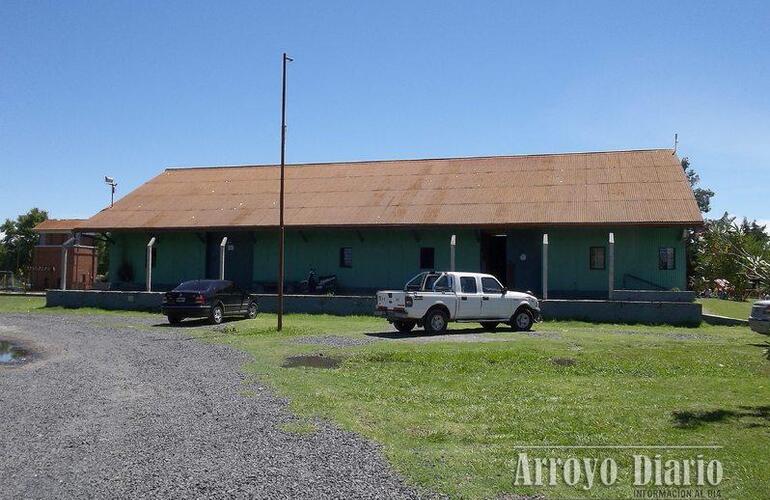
[749, 300, 770, 335]
[375, 271, 541, 334]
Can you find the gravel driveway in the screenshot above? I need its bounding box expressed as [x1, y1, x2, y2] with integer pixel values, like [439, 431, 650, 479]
[0, 312, 426, 499]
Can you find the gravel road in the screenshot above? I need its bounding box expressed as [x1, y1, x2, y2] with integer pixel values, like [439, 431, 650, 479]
[0, 312, 427, 499]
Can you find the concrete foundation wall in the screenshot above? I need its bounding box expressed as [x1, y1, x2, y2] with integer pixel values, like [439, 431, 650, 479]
[47, 289, 164, 311]
[48, 290, 701, 325]
[541, 299, 701, 326]
[253, 294, 376, 316]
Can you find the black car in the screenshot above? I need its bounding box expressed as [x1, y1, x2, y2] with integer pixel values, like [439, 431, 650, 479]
[162, 280, 258, 325]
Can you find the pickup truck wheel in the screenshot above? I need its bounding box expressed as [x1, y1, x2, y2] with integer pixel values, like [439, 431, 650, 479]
[424, 309, 449, 335]
[511, 309, 533, 331]
[393, 320, 416, 333]
[480, 321, 499, 332]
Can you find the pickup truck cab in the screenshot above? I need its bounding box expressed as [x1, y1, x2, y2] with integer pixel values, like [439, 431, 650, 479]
[375, 271, 540, 334]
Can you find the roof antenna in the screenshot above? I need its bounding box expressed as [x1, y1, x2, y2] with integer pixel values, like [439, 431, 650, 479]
[672, 133, 678, 155]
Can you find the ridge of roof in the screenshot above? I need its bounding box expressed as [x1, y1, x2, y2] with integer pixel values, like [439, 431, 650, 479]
[164, 148, 676, 172]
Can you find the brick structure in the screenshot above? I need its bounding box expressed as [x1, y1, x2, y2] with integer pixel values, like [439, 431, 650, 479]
[31, 219, 98, 290]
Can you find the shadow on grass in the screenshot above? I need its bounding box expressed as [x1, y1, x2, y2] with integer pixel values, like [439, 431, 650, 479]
[365, 326, 495, 340]
[151, 317, 246, 328]
[672, 406, 770, 428]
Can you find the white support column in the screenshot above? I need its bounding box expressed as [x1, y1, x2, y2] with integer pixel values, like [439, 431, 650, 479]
[60, 237, 75, 290]
[146, 237, 156, 292]
[450, 234, 456, 271]
[542, 233, 549, 300]
[219, 236, 228, 280]
[608, 232, 615, 300]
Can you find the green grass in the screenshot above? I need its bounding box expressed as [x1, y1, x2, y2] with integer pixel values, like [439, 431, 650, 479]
[698, 298, 754, 319]
[0, 294, 46, 313]
[211, 315, 770, 499]
[3, 298, 768, 497]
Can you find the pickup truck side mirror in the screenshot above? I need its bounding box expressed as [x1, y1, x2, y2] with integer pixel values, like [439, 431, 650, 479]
[501, 287, 507, 294]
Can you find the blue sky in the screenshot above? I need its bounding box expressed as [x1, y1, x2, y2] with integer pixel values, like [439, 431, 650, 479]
[1, 0, 768, 225]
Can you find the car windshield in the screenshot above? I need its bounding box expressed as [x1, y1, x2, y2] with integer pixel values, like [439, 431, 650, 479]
[173, 280, 218, 292]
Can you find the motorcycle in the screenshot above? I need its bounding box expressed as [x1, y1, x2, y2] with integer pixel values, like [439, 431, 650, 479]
[298, 270, 337, 295]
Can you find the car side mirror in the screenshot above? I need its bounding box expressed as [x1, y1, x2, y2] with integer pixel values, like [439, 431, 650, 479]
[501, 287, 507, 294]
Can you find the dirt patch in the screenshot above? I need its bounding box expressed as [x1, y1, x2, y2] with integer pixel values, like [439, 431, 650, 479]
[282, 354, 342, 369]
[551, 357, 577, 367]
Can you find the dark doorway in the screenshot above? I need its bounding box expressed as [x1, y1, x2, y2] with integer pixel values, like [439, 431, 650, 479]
[507, 229, 542, 295]
[480, 232, 508, 285]
[206, 232, 254, 290]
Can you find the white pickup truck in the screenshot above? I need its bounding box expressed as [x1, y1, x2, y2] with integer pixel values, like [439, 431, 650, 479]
[375, 271, 540, 334]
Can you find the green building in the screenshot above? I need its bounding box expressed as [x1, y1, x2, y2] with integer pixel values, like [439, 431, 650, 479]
[78, 149, 702, 297]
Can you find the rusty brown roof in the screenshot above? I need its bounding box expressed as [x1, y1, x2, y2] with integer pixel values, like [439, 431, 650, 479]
[33, 219, 86, 233]
[78, 149, 703, 231]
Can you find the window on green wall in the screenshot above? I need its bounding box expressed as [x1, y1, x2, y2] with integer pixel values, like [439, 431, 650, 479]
[420, 247, 435, 269]
[589, 246, 606, 270]
[659, 247, 676, 270]
[339, 247, 353, 268]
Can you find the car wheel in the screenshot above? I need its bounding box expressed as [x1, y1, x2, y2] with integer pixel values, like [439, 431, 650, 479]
[393, 320, 416, 333]
[209, 304, 224, 325]
[424, 308, 449, 335]
[167, 315, 183, 325]
[480, 321, 499, 332]
[511, 309, 533, 331]
[245, 301, 258, 319]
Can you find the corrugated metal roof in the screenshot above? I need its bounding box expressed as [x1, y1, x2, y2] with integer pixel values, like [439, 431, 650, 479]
[78, 149, 704, 231]
[33, 219, 86, 233]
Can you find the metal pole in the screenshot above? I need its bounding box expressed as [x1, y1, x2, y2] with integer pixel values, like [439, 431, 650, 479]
[111, 185, 115, 207]
[277, 52, 292, 331]
[146, 237, 156, 292]
[608, 232, 615, 300]
[60, 237, 75, 290]
[61, 247, 69, 291]
[450, 234, 456, 271]
[542, 233, 548, 300]
[219, 236, 228, 279]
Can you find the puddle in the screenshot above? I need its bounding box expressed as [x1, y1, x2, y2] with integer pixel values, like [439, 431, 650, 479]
[551, 357, 577, 367]
[282, 354, 342, 369]
[0, 341, 31, 365]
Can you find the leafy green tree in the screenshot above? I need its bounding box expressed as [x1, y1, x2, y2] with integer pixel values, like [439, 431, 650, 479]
[691, 213, 770, 299]
[0, 208, 48, 276]
[681, 157, 715, 213]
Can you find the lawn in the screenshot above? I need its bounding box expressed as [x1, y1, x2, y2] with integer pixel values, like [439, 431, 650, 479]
[698, 298, 754, 319]
[215, 315, 770, 499]
[3, 296, 768, 498]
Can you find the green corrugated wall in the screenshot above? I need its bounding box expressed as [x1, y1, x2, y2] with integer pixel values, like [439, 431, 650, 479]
[108, 226, 686, 293]
[546, 227, 686, 293]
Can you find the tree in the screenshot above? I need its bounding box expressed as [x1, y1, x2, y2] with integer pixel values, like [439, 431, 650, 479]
[0, 208, 48, 276]
[681, 157, 715, 213]
[690, 213, 770, 299]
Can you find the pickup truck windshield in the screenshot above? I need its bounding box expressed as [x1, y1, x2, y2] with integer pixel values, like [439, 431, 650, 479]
[405, 272, 441, 291]
[405, 273, 427, 291]
[433, 274, 454, 292]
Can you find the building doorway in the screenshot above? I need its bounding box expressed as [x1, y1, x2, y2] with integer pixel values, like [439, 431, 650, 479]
[480, 232, 508, 286]
[205, 232, 254, 290]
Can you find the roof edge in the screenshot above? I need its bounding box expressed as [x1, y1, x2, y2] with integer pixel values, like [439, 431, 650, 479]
[164, 148, 677, 171]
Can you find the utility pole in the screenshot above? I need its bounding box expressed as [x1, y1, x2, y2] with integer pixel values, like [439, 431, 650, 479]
[277, 52, 293, 331]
